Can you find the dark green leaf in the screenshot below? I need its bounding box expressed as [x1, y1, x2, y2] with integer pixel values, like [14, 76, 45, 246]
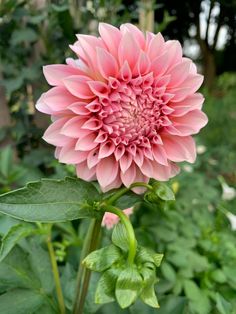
[83, 245, 121, 272]
[161, 262, 176, 282]
[0, 177, 102, 222]
[0, 289, 45, 314]
[0, 223, 37, 262]
[10, 28, 38, 45]
[156, 295, 187, 314]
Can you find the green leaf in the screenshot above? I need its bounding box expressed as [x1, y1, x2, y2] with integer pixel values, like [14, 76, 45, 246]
[83, 245, 121, 272]
[26, 238, 54, 294]
[154, 183, 175, 201]
[0, 223, 37, 262]
[153, 253, 164, 267]
[0, 146, 12, 178]
[0, 246, 39, 290]
[112, 222, 129, 252]
[95, 268, 120, 304]
[211, 269, 227, 283]
[156, 295, 187, 314]
[184, 280, 211, 314]
[115, 267, 142, 308]
[215, 293, 232, 314]
[10, 28, 38, 45]
[161, 262, 176, 282]
[140, 284, 159, 308]
[0, 289, 45, 314]
[0, 177, 102, 222]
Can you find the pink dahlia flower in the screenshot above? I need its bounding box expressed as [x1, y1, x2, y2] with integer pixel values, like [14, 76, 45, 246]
[36, 23, 208, 192]
[102, 207, 133, 230]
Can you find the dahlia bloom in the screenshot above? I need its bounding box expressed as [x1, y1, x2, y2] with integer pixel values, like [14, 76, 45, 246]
[102, 207, 133, 229]
[36, 23, 207, 192]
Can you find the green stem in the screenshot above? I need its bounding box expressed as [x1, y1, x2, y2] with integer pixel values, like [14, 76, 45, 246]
[105, 205, 137, 264]
[73, 219, 102, 314]
[46, 225, 65, 314]
[107, 182, 153, 205]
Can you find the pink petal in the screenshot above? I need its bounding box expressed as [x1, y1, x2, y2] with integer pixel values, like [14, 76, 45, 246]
[118, 31, 140, 70]
[96, 47, 119, 79]
[120, 163, 136, 187]
[59, 142, 88, 163]
[75, 133, 98, 151]
[120, 23, 145, 48]
[87, 81, 109, 98]
[63, 75, 94, 99]
[76, 161, 96, 181]
[147, 33, 165, 61]
[43, 64, 85, 86]
[167, 59, 191, 88]
[96, 156, 119, 188]
[43, 118, 70, 146]
[98, 140, 115, 158]
[152, 161, 172, 181]
[39, 87, 78, 113]
[98, 23, 122, 58]
[162, 134, 197, 163]
[68, 102, 90, 115]
[152, 144, 168, 166]
[87, 148, 100, 169]
[171, 110, 208, 135]
[140, 158, 153, 177]
[119, 152, 133, 173]
[61, 117, 87, 138]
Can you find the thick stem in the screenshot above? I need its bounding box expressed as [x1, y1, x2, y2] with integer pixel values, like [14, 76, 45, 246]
[73, 219, 102, 314]
[46, 226, 65, 314]
[105, 205, 137, 264]
[107, 182, 153, 205]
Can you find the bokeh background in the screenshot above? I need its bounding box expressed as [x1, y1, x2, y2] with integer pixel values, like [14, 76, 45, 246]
[0, 1, 236, 313]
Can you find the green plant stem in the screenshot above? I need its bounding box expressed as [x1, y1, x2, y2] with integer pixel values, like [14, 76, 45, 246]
[46, 225, 65, 314]
[73, 219, 102, 314]
[105, 205, 137, 264]
[107, 182, 153, 205]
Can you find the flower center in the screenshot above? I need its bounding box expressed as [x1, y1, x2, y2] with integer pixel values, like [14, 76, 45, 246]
[95, 73, 173, 147]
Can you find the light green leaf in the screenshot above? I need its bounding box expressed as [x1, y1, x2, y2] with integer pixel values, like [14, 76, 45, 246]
[0, 223, 37, 262]
[211, 269, 227, 283]
[0, 289, 45, 314]
[112, 222, 129, 252]
[83, 245, 121, 272]
[115, 267, 142, 308]
[153, 253, 164, 267]
[95, 268, 120, 304]
[216, 293, 232, 314]
[154, 183, 175, 201]
[140, 284, 159, 308]
[140, 266, 156, 287]
[0, 177, 102, 222]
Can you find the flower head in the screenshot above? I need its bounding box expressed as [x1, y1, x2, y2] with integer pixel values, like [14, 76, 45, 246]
[36, 23, 207, 192]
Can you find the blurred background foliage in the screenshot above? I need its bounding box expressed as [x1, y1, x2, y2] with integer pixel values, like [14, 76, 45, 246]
[0, 0, 236, 313]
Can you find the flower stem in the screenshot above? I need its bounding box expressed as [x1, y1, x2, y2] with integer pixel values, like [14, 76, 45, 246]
[105, 205, 137, 264]
[106, 181, 153, 205]
[73, 219, 102, 314]
[46, 225, 65, 314]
